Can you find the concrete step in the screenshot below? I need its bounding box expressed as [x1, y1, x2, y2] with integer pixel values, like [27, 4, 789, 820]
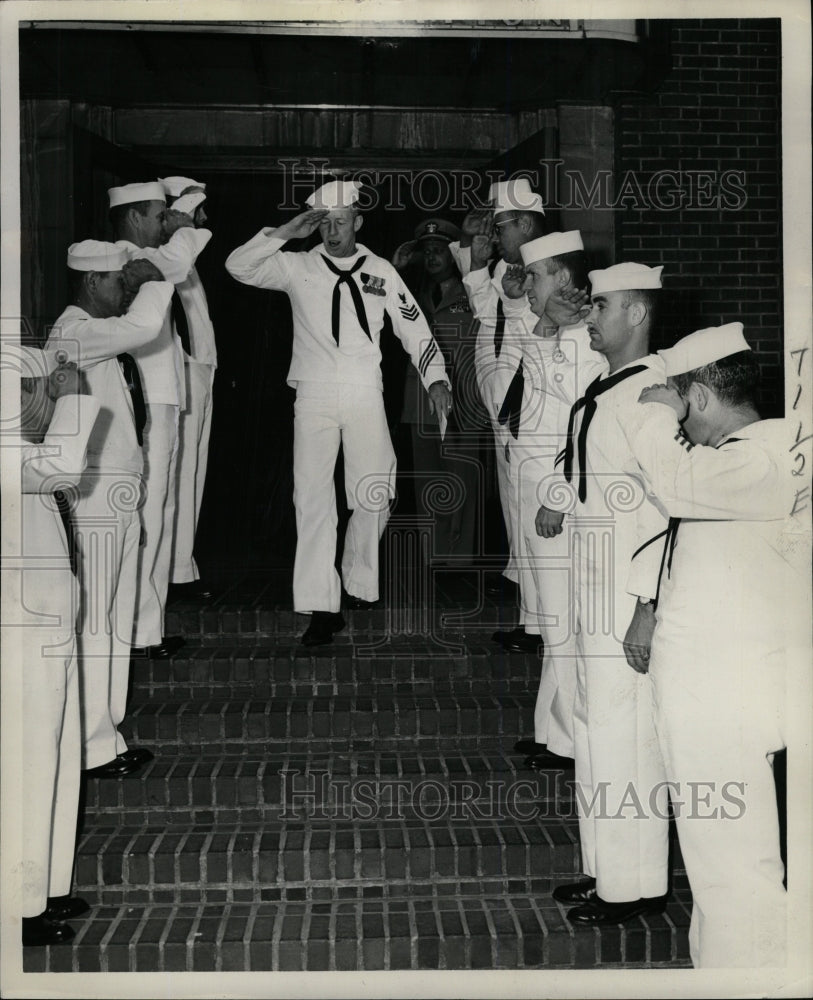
[22, 896, 693, 973]
[119, 694, 535, 751]
[130, 641, 543, 698]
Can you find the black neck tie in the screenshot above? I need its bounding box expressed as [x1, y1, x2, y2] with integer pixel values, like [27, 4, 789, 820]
[320, 255, 370, 345]
[654, 517, 682, 608]
[488, 260, 505, 358]
[171, 288, 191, 356]
[497, 358, 524, 440]
[118, 353, 147, 446]
[53, 489, 77, 575]
[431, 283, 443, 309]
[559, 364, 649, 502]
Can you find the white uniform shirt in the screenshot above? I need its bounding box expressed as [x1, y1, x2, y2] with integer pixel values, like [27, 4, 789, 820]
[175, 265, 217, 367]
[116, 227, 212, 406]
[46, 281, 174, 474]
[19, 394, 100, 624]
[225, 231, 450, 392]
[630, 411, 809, 652]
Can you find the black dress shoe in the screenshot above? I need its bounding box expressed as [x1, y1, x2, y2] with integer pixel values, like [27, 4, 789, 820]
[119, 747, 154, 766]
[567, 892, 668, 925]
[344, 595, 378, 611]
[526, 749, 575, 771]
[552, 878, 597, 904]
[514, 737, 547, 755]
[83, 754, 143, 778]
[45, 895, 90, 921]
[22, 914, 75, 946]
[302, 611, 346, 647]
[132, 635, 185, 659]
[168, 581, 215, 601]
[491, 628, 544, 655]
[485, 574, 516, 596]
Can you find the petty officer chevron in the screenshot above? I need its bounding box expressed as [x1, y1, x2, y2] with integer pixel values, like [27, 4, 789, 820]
[540, 261, 671, 925]
[226, 180, 452, 647]
[631, 323, 808, 968]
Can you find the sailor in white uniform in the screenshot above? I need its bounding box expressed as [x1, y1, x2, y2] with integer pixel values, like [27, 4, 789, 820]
[158, 176, 217, 598]
[46, 239, 173, 776]
[15, 347, 100, 946]
[631, 323, 807, 967]
[539, 262, 671, 923]
[108, 181, 212, 656]
[515, 231, 608, 763]
[225, 180, 451, 646]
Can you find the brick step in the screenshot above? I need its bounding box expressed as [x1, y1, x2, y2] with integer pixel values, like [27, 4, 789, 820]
[82, 750, 577, 824]
[73, 818, 685, 905]
[22, 896, 693, 973]
[120, 694, 535, 749]
[130, 642, 542, 697]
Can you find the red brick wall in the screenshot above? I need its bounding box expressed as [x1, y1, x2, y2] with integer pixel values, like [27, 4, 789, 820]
[616, 18, 782, 413]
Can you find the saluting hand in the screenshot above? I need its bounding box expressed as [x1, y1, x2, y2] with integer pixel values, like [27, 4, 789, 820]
[460, 208, 492, 248]
[638, 384, 687, 419]
[547, 285, 590, 326]
[427, 380, 453, 422]
[392, 240, 419, 271]
[274, 209, 329, 242]
[501, 264, 527, 300]
[122, 258, 165, 295]
[470, 233, 495, 270]
[164, 208, 195, 238]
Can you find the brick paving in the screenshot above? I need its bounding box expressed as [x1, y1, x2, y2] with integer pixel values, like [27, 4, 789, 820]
[25, 573, 692, 972]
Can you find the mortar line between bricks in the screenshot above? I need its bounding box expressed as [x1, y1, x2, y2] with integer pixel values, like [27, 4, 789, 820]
[213, 901, 230, 972]
[354, 894, 363, 970]
[328, 900, 338, 972]
[662, 909, 679, 963]
[528, 893, 557, 969]
[98, 903, 128, 974]
[502, 896, 524, 969]
[243, 902, 258, 971]
[300, 902, 313, 972]
[477, 897, 500, 970]
[406, 898, 419, 971]
[199, 828, 216, 902]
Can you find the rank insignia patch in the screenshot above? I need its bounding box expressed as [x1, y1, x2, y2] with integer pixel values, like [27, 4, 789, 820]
[398, 292, 420, 321]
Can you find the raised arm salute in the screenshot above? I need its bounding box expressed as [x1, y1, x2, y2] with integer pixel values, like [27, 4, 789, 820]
[226, 180, 450, 646]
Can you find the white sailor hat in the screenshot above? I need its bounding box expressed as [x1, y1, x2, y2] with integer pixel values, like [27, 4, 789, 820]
[67, 239, 128, 272]
[7, 344, 61, 379]
[108, 181, 166, 208]
[659, 322, 751, 377]
[488, 178, 545, 216]
[520, 231, 583, 266]
[159, 175, 206, 198]
[588, 262, 663, 295]
[305, 180, 362, 211]
[171, 191, 207, 216]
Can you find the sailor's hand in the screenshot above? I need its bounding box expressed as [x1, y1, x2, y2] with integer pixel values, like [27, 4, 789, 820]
[470, 233, 496, 270]
[427, 380, 453, 422]
[547, 285, 590, 326]
[639, 384, 687, 419]
[536, 505, 565, 538]
[501, 264, 527, 300]
[623, 600, 656, 673]
[163, 208, 195, 238]
[122, 258, 165, 293]
[460, 209, 493, 248]
[274, 209, 330, 242]
[392, 240, 419, 271]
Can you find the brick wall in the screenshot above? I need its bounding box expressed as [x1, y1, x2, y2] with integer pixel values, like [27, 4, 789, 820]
[616, 18, 782, 414]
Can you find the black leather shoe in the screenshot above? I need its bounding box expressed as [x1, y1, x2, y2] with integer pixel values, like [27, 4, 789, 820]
[526, 749, 575, 771]
[552, 878, 597, 904]
[344, 595, 378, 611]
[45, 895, 90, 921]
[491, 628, 544, 655]
[485, 574, 516, 596]
[168, 581, 215, 602]
[567, 893, 668, 925]
[302, 611, 346, 647]
[83, 754, 143, 778]
[514, 737, 547, 755]
[22, 914, 75, 946]
[119, 747, 154, 766]
[132, 635, 185, 659]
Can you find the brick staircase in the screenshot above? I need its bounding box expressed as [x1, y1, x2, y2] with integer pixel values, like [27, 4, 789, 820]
[25, 568, 692, 973]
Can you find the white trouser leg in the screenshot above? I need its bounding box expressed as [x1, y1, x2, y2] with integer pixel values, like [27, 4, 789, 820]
[575, 579, 670, 902]
[292, 384, 342, 613]
[339, 383, 395, 603]
[75, 474, 141, 768]
[478, 364, 518, 584]
[134, 404, 179, 646]
[171, 363, 214, 584]
[652, 645, 786, 967]
[22, 630, 80, 916]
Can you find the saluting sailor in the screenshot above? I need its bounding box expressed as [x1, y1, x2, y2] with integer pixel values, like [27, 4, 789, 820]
[632, 323, 808, 967]
[45, 239, 173, 778]
[225, 180, 452, 646]
[538, 262, 671, 924]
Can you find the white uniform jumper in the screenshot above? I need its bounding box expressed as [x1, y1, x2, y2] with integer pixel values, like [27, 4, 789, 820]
[545, 355, 671, 902]
[631, 410, 806, 967]
[47, 281, 174, 768]
[170, 263, 217, 584]
[226, 231, 449, 613]
[117, 228, 211, 645]
[18, 394, 100, 916]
